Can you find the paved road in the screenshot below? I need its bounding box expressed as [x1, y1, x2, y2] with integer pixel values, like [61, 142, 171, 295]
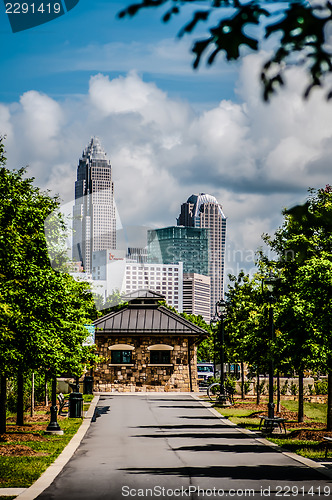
[37, 394, 332, 500]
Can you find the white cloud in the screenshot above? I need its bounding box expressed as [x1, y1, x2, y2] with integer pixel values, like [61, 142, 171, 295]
[18, 91, 63, 159]
[2, 59, 332, 277]
[0, 104, 13, 140]
[89, 71, 193, 131]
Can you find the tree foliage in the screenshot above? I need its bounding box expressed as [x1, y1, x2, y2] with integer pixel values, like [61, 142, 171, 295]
[262, 186, 332, 426]
[225, 271, 273, 373]
[0, 139, 97, 380]
[262, 187, 332, 372]
[156, 300, 213, 361]
[181, 311, 213, 361]
[119, 0, 332, 100]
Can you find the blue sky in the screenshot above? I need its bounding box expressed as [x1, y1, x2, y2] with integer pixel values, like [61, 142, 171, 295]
[0, 0, 237, 105]
[0, 0, 331, 277]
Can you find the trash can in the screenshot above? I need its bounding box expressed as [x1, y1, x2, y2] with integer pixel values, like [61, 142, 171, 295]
[83, 375, 94, 395]
[69, 392, 83, 418]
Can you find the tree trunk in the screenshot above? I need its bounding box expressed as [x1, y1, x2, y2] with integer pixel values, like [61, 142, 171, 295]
[327, 372, 332, 431]
[241, 362, 245, 400]
[0, 374, 7, 434]
[16, 372, 24, 426]
[75, 375, 80, 393]
[45, 377, 48, 406]
[256, 371, 260, 405]
[298, 370, 304, 423]
[30, 372, 35, 418]
[276, 371, 281, 413]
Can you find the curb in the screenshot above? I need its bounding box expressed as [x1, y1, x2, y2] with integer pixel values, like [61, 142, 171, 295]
[8, 395, 100, 500]
[0, 489, 26, 497]
[193, 395, 332, 481]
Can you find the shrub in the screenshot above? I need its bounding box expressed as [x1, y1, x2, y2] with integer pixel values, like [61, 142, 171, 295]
[281, 379, 289, 395]
[307, 384, 315, 396]
[244, 379, 252, 395]
[225, 375, 237, 395]
[290, 381, 298, 395]
[6, 372, 50, 414]
[314, 379, 328, 395]
[257, 380, 266, 395]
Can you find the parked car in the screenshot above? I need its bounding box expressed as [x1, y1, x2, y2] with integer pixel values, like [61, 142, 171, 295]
[197, 363, 215, 386]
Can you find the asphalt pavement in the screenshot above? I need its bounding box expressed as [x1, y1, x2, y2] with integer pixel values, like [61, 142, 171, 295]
[32, 394, 332, 500]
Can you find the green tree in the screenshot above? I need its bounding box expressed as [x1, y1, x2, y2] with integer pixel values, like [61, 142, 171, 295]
[157, 301, 213, 361]
[119, 0, 332, 100]
[181, 312, 213, 362]
[225, 271, 272, 402]
[94, 289, 128, 316]
[263, 186, 332, 427]
[0, 140, 97, 432]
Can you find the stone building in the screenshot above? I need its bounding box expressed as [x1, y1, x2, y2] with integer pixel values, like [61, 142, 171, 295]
[93, 290, 208, 392]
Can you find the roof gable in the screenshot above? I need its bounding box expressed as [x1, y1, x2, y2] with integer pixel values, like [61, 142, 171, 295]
[94, 304, 208, 337]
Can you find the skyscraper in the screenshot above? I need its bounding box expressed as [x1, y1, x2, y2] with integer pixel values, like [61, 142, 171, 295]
[147, 226, 209, 276]
[72, 137, 116, 273]
[183, 273, 211, 323]
[178, 193, 226, 317]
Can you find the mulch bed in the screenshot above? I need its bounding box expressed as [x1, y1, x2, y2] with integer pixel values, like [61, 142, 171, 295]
[0, 432, 47, 443]
[0, 426, 50, 456]
[232, 402, 271, 411]
[6, 423, 49, 432]
[0, 405, 66, 456]
[286, 429, 332, 441]
[0, 444, 49, 457]
[6, 404, 67, 425]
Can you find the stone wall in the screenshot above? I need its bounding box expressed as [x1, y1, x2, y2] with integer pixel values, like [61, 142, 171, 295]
[94, 335, 199, 392]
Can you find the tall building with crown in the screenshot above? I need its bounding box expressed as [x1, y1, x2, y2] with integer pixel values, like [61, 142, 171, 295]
[177, 194, 226, 317]
[72, 137, 116, 273]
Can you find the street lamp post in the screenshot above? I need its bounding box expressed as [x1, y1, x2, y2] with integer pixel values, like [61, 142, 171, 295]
[45, 376, 63, 435]
[215, 299, 228, 404]
[263, 274, 279, 419]
[210, 317, 217, 378]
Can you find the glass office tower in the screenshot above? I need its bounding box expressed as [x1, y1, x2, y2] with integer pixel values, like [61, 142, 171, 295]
[147, 226, 209, 276]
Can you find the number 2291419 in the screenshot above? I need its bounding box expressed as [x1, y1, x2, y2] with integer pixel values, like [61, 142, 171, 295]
[6, 3, 62, 14]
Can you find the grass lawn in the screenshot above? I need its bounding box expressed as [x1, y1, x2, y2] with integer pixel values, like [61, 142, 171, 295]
[0, 395, 93, 489]
[0, 418, 82, 488]
[281, 399, 327, 423]
[213, 398, 330, 461]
